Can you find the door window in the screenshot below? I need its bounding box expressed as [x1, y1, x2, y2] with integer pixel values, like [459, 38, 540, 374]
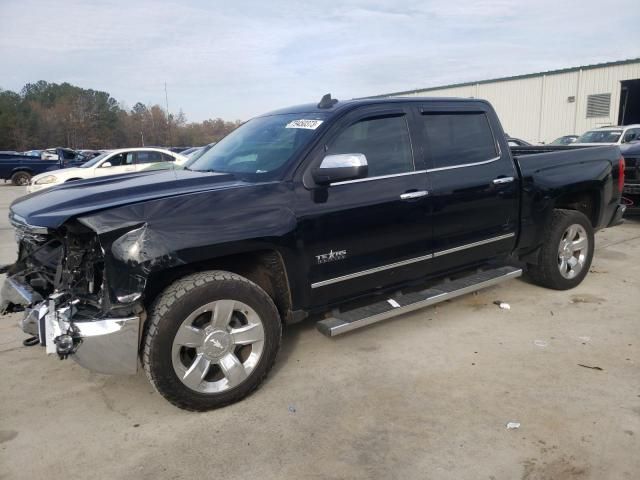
[136, 151, 163, 164]
[104, 153, 135, 167]
[420, 112, 498, 169]
[327, 114, 414, 178]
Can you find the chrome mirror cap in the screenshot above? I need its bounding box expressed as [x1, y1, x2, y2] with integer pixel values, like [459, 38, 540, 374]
[319, 153, 367, 169]
[313, 153, 368, 185]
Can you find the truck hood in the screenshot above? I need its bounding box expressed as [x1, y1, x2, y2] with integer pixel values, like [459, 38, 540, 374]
[11, 169, 241, 229]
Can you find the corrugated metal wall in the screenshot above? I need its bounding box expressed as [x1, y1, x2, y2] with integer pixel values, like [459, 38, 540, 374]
[390, 61, 640, 144]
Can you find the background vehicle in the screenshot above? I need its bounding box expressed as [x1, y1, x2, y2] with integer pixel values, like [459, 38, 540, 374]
[1, 96, 624, 411]
[621, 141, 640, 215]
[550, 135, 579, 145]
[573, 124, 640, 146]
[27, 147, 186, 192]
[506, 136, 531, 147]
[21, 150, 43, 157]
[0, 148, 85, 186]
[184, 142, 217, 162]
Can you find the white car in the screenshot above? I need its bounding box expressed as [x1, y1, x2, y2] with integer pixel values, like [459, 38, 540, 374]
[573, 124, 640, 146]
[27, 148, 187, 193]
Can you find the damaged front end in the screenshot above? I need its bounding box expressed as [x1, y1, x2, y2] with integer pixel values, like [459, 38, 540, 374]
[0, 213, 141, 374]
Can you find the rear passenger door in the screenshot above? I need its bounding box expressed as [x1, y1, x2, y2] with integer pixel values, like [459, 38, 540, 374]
[135, 150, 171, 171]
[417, 103, 518, 272]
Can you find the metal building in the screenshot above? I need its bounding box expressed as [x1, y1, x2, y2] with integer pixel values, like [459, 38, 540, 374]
[374, 58, 640, 144]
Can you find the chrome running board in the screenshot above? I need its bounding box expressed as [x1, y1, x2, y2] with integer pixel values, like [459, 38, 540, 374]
[316, 266, 522, 337]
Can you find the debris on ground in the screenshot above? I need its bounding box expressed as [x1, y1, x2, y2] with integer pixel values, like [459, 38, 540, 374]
[534, 340, 548, 348]
[577, 364, 603, 371]
[506, 422, 521, 429]
[493, 300, 511, 310]
[288, 405, 297, 413]
[578, 336, 591, 342]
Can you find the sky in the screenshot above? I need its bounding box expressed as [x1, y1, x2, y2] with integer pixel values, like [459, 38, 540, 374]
[1, 0, 639, 122]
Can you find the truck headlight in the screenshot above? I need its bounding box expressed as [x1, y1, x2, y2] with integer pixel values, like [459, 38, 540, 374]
[34, 175, 58, 185]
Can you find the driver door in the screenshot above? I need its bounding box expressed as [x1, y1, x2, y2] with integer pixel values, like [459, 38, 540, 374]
[297, 105, 433, 307]
[94, 152, 136, 177]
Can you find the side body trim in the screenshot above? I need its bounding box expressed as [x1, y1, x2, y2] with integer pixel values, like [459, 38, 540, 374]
[311, 232, 516, 289]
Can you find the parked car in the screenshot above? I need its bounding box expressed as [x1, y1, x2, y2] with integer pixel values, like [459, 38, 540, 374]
[27, 147, 186, 193]
[184, 142, 217, 163]
[21, 150, 43, 157]
[0, 95, 625, 411]
[40, 147, 88, 164]
[620, 141, 640, 215]
[0, 148, 84, 186]
[78, 149, 106, 159]
[573, 125, 640, 146]
[506, 136, 531, 147]
[549, 135, 579, 145]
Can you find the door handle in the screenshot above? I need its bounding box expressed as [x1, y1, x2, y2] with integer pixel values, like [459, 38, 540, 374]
[400, 190, 428, 200]
[492, 176, 514, 185]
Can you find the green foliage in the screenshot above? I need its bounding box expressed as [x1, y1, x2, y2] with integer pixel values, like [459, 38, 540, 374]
[0, 81, 240, 151]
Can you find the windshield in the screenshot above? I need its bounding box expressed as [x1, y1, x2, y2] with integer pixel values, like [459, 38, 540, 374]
[576, 130, 622, 143]
[187, 113, 327, 176]
[80, 151, 111, 168]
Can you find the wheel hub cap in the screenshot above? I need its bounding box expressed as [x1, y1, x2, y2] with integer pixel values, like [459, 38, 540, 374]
[557, 223, 589, 279]
[201, 330, 231, 359]
[171, 299, 265, 394]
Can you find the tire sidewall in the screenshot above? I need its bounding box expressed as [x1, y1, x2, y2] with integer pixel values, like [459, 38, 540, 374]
[12, 172, 30, 186]
[147, 275, 281, 410]
[545, 211, 594, 289]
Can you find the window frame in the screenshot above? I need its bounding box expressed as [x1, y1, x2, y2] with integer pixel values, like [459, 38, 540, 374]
[302, 105, 421, 188]
[418, 108, 502, 172]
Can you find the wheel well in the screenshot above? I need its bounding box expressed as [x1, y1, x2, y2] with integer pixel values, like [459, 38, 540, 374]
[144, 250, 293, 322]
[554, 190, 600, 227]
[11, 169, 32, 176]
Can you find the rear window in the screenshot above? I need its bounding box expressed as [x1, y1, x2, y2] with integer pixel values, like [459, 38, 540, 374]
[420, 112, 498, 169]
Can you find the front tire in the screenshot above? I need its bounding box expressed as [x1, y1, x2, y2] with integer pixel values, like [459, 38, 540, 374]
[526, 209, 594, 290]
[143, 271, 282, 411]
[11, 171, 31, 186]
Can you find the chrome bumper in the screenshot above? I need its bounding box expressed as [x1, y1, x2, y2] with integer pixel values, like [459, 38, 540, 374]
[3, 277, 140, 375]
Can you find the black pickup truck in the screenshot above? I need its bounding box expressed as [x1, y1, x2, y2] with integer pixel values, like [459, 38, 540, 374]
[0, 96, 625, 410]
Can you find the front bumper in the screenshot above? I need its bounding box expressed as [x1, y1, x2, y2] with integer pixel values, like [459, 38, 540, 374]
[25, 183, 51, 194]
[3, 276, 140, 375]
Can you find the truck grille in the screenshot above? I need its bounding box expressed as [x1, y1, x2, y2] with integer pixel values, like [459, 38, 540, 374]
[9, 212, 50, 244]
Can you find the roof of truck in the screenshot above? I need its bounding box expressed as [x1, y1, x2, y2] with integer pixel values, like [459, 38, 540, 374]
[260, 96, 487, 117]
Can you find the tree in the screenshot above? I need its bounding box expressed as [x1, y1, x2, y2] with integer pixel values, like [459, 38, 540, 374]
[0, 81, 240, 150]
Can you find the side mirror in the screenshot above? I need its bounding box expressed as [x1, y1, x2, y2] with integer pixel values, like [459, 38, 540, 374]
[101, 161, 112, 168]
[312, 154, 368, 185]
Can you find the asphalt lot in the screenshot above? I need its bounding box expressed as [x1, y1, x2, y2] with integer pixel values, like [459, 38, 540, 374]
[0, 183, 638, 480]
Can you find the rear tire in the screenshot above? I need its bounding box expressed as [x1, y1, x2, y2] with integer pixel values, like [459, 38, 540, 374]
[143, 271, 282, 411]
[11, 171, 31, 186]
[526, 209, 594, 290]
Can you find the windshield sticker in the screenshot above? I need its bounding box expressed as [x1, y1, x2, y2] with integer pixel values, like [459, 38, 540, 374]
[285, 119, 323, 130]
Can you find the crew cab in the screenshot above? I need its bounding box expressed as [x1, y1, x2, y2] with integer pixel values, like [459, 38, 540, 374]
[0, 96, 625, 411]
[27, 147, 187, 193]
